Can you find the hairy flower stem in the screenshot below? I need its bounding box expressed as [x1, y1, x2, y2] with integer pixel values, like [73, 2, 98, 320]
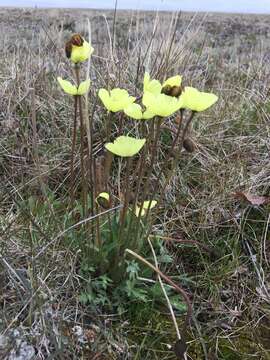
[136, 113, 183, 239]
[93, 156, 101, 247]
[124, 123, 149, 245]
[74, 64, 87, 217]
[136, 117, 162, 220]
[143, 111, 195, 238]
[119, 157, 132, 233]
[106, 111, 113, 141]
[70, 96, 78, 208]
[127, 118, 162, 249]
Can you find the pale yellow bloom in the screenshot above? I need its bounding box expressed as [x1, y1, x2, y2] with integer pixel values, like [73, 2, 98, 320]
[135, 200, 157, 217]
[181, 87, 218, 112]
[105, 136, 146, 157]
[124, 103, 155, 120]
[162, 75, 182, 88]
[144, 73, 182, 95]
[98, 88, 136, 112]
[143, 72, 162, 95]
[57, 77, 90, 96]
[70, 39, 94, 64]
[142, 92, 183, 117]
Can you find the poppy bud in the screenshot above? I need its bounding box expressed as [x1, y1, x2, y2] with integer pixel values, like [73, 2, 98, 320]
[183, 138, 196, 153]
[96, 192, 111, 209]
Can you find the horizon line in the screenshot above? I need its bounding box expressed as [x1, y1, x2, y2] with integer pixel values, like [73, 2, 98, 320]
[1, 5, 270, 15]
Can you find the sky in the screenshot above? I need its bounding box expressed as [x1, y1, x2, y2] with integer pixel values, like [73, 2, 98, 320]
[1, 0, 270, 14]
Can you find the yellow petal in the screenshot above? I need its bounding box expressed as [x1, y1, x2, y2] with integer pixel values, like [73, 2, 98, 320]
[98, 88, 110, 109]
[143, 91, 183, 117]
[77, 79, 91, 96]
[99, 88, 136, 112]
[135, 200, 157, 217]
[163, 75, 182, 88]
[142, 200, 157, 210]
[143, 72, 162, 95]
[182, 87, 218, 112]
[135, 206, 146, 217]
[124, 103, 143, 120]
[105, 135, 146, 157]
[57, 77, 78, 95]
[70, 39, 94, 64]
[110, 88, 136, 110]
[142, 108, 155, 120]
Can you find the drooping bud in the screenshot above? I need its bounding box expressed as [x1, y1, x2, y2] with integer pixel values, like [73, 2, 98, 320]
[183, 137, 196, 153]
[96, 192, 111, 209]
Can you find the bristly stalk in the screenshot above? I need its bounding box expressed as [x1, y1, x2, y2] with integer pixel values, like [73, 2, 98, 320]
[143, 111, 196, 238]
[74, 64, 87, 217]
[69, 95, 78, 208]
[136, 117, 162, 222]
[143, 110, 184, 225]
[118, 157, 132, 239]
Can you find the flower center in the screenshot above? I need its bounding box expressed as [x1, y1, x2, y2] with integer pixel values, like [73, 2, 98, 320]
[161, 85, 183, 97]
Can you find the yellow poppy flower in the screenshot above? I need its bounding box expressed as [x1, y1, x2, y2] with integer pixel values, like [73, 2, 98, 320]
[142, 92, 183, 117]
[124, 103, 155, 120]
[105, 136, 146, 157]
[96, 192, 110, 209]
[143, 72, 162, 95]
[57, 77, 91, 96]
[181, 87, 218, 112]
[65, 34, 94, 64]
[135, 200, 157, 217]
[143, 73, 183, 97]
[98, 88, 136, 113]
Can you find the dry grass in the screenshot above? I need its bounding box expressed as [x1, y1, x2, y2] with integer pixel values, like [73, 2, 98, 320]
[0, 7, 270, 359]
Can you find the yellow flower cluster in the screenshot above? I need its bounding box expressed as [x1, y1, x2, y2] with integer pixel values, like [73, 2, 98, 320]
[57, 34, 220, 221]
[98, 72, 218, 123]
[57, 34, 218, 160]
